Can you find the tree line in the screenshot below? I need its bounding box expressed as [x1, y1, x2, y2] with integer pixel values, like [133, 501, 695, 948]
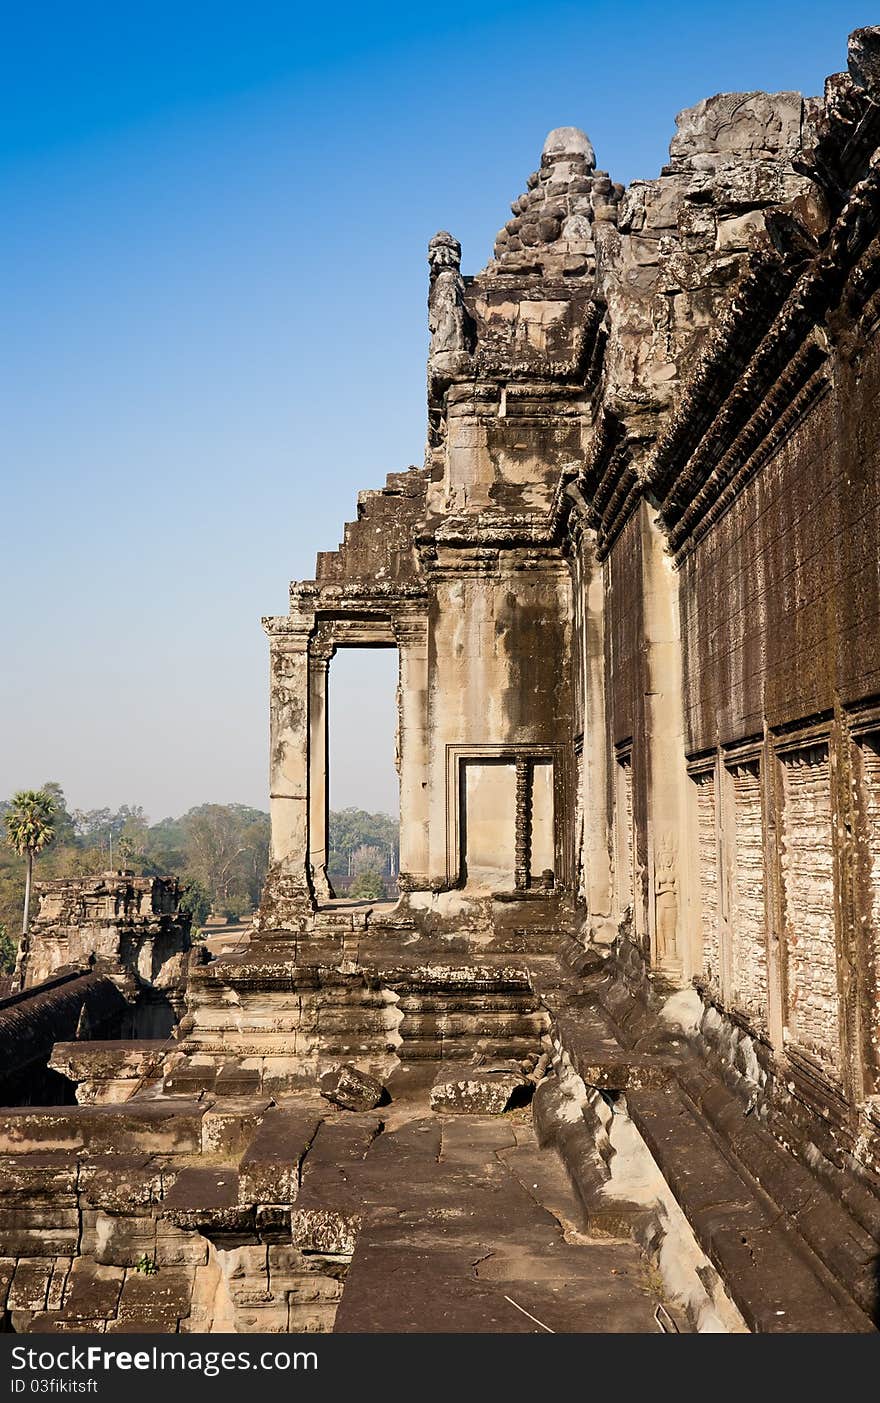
[0, 786, 399, 971]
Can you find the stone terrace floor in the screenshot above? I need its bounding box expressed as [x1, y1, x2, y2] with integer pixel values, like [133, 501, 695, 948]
[330, 1065, 677, 1333]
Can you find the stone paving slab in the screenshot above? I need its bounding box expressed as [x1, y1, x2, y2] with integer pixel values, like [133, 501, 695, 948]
[238, 1102, 325, 1205]
[0, 1102, 205, 1155]
[333, 1103, 667, 1333]
[162, 1166, 244, 1230]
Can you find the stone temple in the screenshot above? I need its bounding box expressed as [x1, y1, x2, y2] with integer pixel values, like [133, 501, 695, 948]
[2, 26, 880, 1334]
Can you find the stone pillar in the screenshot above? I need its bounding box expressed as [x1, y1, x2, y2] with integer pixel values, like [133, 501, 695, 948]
[308, 633, 335, 903]
[258, 614, 316, 931]
[639, 502, 691, 984]
[394, 615, 430, 891]
[571, 510, 615, 943]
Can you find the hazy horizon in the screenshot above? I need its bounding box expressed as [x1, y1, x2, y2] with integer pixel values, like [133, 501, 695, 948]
[1, 1, 866, 817]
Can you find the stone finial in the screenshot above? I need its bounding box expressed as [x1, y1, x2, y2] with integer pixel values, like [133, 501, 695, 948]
[542, 126, 596, 168]
[486, 124, 614, 274]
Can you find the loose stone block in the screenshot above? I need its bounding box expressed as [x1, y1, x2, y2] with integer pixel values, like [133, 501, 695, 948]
[430, 1061, 530, 1115]
[319, 1064, 386, 1111]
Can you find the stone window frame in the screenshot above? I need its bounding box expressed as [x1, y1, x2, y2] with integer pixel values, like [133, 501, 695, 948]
[771, 718, 846, 1091]
[686, 749, 723, 1001]
[572, 731, 585, 904]
[842, 701, 880, 1101]
[720, 736, 771, 1038]
[444, 742, 569, 893]
[613, 740, 636, 927]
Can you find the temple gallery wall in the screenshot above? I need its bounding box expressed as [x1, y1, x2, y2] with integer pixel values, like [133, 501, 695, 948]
[260, 35, 880, 1122]
[2, 26, 880, 1335]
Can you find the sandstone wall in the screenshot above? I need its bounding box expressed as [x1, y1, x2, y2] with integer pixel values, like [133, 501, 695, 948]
[680, 331, 880, 750]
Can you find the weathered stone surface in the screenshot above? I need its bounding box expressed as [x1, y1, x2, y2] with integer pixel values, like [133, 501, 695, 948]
[61, 1260, 125, 1323]
[238, 1104, 325, 1205]
[201, 1097, 272, 1155]
[20, 873, 191, 1026]
[430, 1061, 529, 1115]
[49, 1040, 169, 1104]
[116, 1265, 194, 1325]
[319, 1064, 386, 1111]
[161, 1168, 244, 1230]
[0, 1103, 204, 1156]
[0, 973, 131, 1104]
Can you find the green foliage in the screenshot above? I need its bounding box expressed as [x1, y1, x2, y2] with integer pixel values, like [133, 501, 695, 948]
[0, 786, 398, 930]
[348, 868, 385, 900]
[178, 878, 212, 928]
[177, 804, 270, 914]
[0, 924, 16, 975]
[134, 1255, 158, 1276]
[4, 789, 56, 860]
[328, 808, 399, 877]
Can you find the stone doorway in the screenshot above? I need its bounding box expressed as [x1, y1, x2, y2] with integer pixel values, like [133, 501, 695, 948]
[326, 645, 400, 905]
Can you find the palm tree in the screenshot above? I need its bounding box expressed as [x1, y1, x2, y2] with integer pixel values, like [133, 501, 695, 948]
[4, 788, 56, 941]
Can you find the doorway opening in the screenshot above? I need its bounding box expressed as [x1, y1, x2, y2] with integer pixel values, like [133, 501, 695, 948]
[327, 646, 400, 903]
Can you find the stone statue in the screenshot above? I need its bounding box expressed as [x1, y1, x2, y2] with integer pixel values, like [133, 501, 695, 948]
[428, 231, 468, 369]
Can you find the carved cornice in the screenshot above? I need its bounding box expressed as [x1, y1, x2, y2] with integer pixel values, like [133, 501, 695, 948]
[392, 614, 429, 646]
[642, 145, 880, 558]
[262, 614, 312, 641]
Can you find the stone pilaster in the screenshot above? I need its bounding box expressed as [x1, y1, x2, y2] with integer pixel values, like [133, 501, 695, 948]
[394, 614, 430, 891]
[308, 632, 335, 904]
[257, 613, 317, 931]
[568, 503, 615, 943]
[514, 757, 533, 891]
[639, 502, 689, 984]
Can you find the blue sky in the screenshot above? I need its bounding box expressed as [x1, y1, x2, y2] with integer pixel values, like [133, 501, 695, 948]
[0, 2, 870, 820]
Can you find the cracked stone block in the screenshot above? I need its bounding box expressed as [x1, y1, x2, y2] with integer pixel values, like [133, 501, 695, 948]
[62, 1260, 125, 1322]
[79, 1156, 163, 1212]
[201, 1098, 272, 1156]
[8, 1258, 52, 1314]
[238, 1105, 325, 1205]
[291, 1206, 360, 1256]
[91, 1208, 156, 1268]
[116, 1265, 195, 1326]
[154, 1223, 209, 1268]
[0, 1205, 80, 1256]
[430, 1061, 530, 1114]
[0, 1258, 15, 1312]
[161, 1168, 243, 1231]
[46, 1258, 72, 1311]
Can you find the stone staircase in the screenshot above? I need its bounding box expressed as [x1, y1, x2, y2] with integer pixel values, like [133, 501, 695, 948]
[392, 970, 550, 1064]
[170, 959, 402, 1096]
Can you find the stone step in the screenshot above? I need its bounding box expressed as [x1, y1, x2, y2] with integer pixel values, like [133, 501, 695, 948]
[396, 993, 541, 1014]
[550, 1013, 677, 1091]
[672, 1060, 880, 1322]
[162, 1167, 243, 1231]
[626, 1084, 876, 1333]
[399, 1037, 542, 1063]
[399, 1011, 549, 1039]
[0, 1103, 204, 1156]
